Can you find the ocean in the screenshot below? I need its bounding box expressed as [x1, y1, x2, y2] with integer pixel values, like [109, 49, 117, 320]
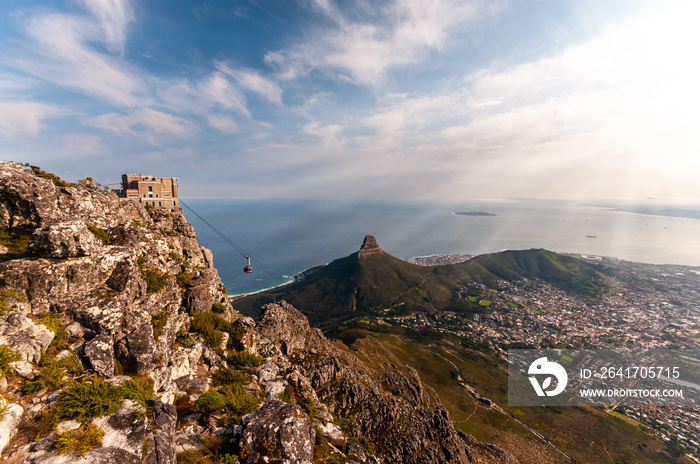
[180, 198, 700, 295]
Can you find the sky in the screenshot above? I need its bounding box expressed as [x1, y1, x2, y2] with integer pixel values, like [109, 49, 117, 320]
[0, 0, 698, 202]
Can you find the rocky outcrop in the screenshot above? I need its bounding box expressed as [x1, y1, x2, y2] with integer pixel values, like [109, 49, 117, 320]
[30, 221, 103, 258]
[0, 399, 23, 455]
[0, 311, 54, 364]
[239, 401, 314, 464]
[358, 234, 382, 257]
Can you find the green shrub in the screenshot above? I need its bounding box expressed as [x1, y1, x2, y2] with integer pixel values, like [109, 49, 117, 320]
[38, 316, 69, 351]
[0, 290, 16, 316]
[299, 397, 317, 420]
[119, 378, 155, 408]
[29, 165, 75, 187]
[212, 366, 250, 387]
[86, 224, 110, 245]
[190, 312, 235, 352]
[0, 229, 31, 260]
[22, 353, 82, 394]
[0, 345, 20, 377]
[194, 391, 226, 414]
[225, 351, 263, 370]
[176, 450, 214, 464]
[151, 309, 170, 341]
[279, 384, 295, 403]
[175, 328, 195, 348]
[219, 384, 259, 425]
[141, 267, 169, 293]
[53, 377, 125, 423]
[55, 423, 104, 455]
[211, 302, 227, 314]
[177, 270, 194, 289]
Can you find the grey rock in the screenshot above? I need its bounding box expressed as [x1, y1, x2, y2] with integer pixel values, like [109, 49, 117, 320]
[84, 333, 115, 377]
[92, 400, 148, 457]
[0, 401, 23, 455]
[0, 310, 54, 364]
[255, 301, 310, 356]
[116, 323, 157, 374]
[30, 220, 103, 258]
[239, 400, 314, 464]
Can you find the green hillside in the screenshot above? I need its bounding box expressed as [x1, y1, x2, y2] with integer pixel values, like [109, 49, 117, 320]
[234, 240, 607, 327]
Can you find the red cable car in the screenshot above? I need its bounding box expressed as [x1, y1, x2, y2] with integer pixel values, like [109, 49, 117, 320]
[244, 256, 253, 273]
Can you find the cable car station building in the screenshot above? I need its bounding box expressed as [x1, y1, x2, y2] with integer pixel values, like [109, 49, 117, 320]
[118, 174, 180, 212]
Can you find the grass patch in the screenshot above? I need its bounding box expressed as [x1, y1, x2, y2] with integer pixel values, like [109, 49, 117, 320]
[0, 228, 31, 261]
[86, 224, 110, 245]
[151, 309, 170, 342]
[141, 267, 170, 293]
[175, 328, 195, 348]
[478, 299, 492, 307]
[219, 383, 259, 425]
[211, 302, 227, 314]
[194, 391, 226, 414]
[38, 316, 69, 351]
[190, 311, 241, 352]
[55, 423, 104, 456]
[212, 366, 250, 387]
[29, 165, 74, 187]
[22, 353, 82, 394]
[176, 269, 194, 289]
[0, 345, 21, 377]
[51, 377, 154, 424]
[225, 351, 263, 370]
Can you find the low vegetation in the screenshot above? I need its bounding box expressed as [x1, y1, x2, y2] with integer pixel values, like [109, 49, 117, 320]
[0, 228, 31, 261]
[50, 377, 154, 424]
[55, 423, 105, 455]
[86, 223, 110, 245]
[225, 351, 263, 370]
[29, 165, 75, 187]
[0, 345, 21, 377]
[22, 353, 82, 394]
[151, 308, 171, 342]
[141, 267, 170, 293]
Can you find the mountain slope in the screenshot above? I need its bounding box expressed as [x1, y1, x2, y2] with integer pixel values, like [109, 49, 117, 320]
[235, 238, 608, 326]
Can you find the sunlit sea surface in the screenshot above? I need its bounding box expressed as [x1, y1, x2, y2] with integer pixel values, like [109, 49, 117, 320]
[181, 199, 700, 295]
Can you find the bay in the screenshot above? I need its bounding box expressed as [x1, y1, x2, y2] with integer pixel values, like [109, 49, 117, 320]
[181, 198, 700, 295]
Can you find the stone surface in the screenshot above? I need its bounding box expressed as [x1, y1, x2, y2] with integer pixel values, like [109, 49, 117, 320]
[29, 220, 103, 258]
[84, 333, 115, 377]
[0, 401, 23, 455]
[0, 311, 55, 364]
[255, 301, 310, 356]
[239, 400, 314, 464]
[92, 400, 148, 457]
[357, 235, 382, 257]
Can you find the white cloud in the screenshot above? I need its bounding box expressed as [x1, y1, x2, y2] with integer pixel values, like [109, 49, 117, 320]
[267, 0, 501, 86]
[85, 108, 192, 141]
[198, 72, 251, 117]
[78, 0, 134, 53]
[207, 114, 239, 134]
[0, 100, 60, 137]
[9, 11, 146, 107]
[303, 121, 344, 147]
[216, 63, 283, 105]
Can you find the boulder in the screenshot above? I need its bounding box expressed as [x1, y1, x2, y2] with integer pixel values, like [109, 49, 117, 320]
[30, 220, 103, 258]
[92, 400, 148, 457]
[0, 311, 54, 364]
[116, 323, 157, 374]
[84, 333, 115, 377]
[255, 301, 310, 356]
[239, 400, 314, 464]
[0, 400, 23, 455]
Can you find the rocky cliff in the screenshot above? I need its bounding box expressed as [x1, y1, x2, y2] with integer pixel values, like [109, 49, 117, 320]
[0, 162, 517, 464]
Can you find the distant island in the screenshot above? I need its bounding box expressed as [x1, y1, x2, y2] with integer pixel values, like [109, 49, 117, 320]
[454, 211, 497, 216]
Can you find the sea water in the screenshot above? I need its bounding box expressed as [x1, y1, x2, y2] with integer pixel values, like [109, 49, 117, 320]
[181, 198, 700, 295]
